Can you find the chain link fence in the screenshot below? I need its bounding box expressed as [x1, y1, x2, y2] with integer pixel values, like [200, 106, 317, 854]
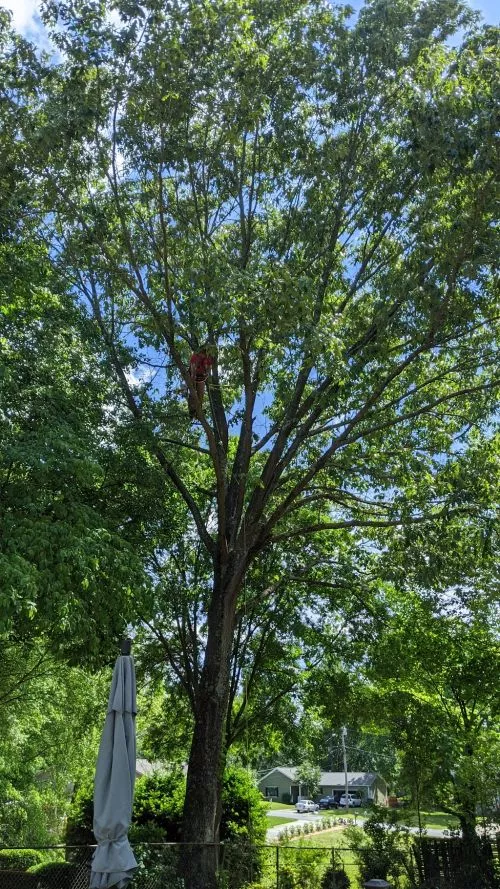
[0, 842, 354, 889]
[0, 837, 498, 889]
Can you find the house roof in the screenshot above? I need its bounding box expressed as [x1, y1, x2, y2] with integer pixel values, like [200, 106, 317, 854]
[135, 758, 188, 777]
[135, 758, 164, 777]
[259, 767, 384, 788]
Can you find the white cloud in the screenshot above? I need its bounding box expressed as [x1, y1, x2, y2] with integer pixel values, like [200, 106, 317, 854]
[7, 0, 41, 34]
[105, 7, 123, 28]
[125, 365, 156, 388]
[6, 0, 56, 56]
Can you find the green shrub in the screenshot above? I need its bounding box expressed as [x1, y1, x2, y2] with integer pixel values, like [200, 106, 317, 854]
[0, 784, 57, 848]
[292, 848, 328, 889]
[67, 766, 266, 847]
[278, 864, 298, 889]
[133, 770, 185, 840]
[281, 793, 292, 805]
[345, 807, 414, 886]
[131, 841, 183, 889]
[27, 862, 79, 887]
[66, 766, 267, 888]
[64, 779, 94, 847]
[321, 867, 350, 889]
[0, 850, 46, 871]
[221, 766, 267, 846]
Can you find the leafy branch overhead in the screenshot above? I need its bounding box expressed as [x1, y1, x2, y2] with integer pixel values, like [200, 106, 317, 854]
[16, 0, 496, 580]
[1, 1, 498, 883]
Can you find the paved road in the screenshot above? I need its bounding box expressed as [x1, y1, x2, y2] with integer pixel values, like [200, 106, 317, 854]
[269, 809, 329, 820]
[266, 809, 360, 842]
[266, 810, 457, 841]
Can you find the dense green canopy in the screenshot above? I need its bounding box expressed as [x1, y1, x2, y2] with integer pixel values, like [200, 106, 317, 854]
[0, 1, 498, 885]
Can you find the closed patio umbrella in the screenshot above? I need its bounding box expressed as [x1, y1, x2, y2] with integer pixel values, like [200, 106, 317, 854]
[90, 641, 138, 889]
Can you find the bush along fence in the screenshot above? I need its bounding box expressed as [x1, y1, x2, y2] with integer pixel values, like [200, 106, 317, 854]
[0, 838, 498, 889]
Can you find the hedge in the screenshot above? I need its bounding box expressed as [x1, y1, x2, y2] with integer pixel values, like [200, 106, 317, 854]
[0, 849, 46, 871]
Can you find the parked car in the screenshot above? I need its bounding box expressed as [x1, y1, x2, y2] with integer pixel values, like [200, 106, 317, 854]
[318, 796, 339, 809]
[338, 794, 362, 808]
[296, 799, 319, 813]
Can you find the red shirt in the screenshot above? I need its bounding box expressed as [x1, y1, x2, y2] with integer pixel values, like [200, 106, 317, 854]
[190, 353, 213, 379]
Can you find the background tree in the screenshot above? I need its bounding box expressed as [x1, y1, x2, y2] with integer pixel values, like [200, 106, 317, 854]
[3, 2, 499, 886]
[296, 761, 321, 799]
[0, 641, 109, 845]
[362, 588, 500, 852]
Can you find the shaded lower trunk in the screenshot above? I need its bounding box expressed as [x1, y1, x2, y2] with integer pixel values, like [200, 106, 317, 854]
[182, 579, 236, 889]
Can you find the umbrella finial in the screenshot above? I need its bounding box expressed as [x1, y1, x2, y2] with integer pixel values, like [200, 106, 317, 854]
[121, 638, 132, 656]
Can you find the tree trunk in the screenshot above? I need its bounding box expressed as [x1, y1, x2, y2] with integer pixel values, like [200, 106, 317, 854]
[182, 573, 237, 889]
[456, 742, 484, 889]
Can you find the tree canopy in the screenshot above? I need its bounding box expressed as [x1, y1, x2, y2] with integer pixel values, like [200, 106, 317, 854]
[0, 1, 498, 885]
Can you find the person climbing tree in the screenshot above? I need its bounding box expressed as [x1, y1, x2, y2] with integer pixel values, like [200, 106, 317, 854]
[188, 344, 213, 419]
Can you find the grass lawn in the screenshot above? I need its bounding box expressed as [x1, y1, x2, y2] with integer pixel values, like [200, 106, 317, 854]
[266, 800, 295, 810]
[406, 810, 459, 831]
[265, 815, 296, 828]
[289, 828, 351, 848]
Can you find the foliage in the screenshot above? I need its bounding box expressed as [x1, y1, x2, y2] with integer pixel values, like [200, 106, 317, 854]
[64, 778, 96, 848]
[321, 868, 350, 889]
[296, 762, 321, 799]
[362, 593, 500, 838]
[26, 862, 79, 887]
[0, 246, 147, 662]
[67, 765, 266, 846]
[132, 842, 184, 889]
[0, 642, 109, 846]
[0, 850, 46, 871]
[345, 807, 416, 887]
[221, 766, 267, 845]
[276, 865, 297, 889]
[2, 1, 500, 885]
[133, 770, 185, 840]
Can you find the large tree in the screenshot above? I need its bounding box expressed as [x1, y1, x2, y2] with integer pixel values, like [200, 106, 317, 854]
[5, 1, 499, 885]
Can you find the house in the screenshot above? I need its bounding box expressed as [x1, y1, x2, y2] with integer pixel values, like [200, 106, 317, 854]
[135, 758, 188, 779]
[135, 758, 165, 778]
[258, 766, 388, 805]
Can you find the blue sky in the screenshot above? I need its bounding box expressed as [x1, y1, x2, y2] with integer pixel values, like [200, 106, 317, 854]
[5, 0, 498, 47]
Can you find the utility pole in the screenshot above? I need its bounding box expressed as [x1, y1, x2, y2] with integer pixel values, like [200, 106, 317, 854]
[341, 726, 349, 815]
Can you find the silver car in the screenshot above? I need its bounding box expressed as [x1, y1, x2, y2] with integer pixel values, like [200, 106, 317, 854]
[296, 799, 319, 813]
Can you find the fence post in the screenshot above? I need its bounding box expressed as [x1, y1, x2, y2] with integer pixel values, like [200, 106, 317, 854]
[330, 847, 337, 887]
[276, 843, 279, 889]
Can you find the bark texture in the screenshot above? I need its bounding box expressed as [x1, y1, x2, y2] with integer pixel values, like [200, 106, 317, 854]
[182, 572, 238, 889]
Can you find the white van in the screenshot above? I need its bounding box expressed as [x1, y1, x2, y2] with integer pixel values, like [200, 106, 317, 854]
[339, 793, 362, 808]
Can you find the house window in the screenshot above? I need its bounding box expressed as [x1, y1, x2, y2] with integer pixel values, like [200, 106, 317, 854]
[265, 787, 279, 798]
